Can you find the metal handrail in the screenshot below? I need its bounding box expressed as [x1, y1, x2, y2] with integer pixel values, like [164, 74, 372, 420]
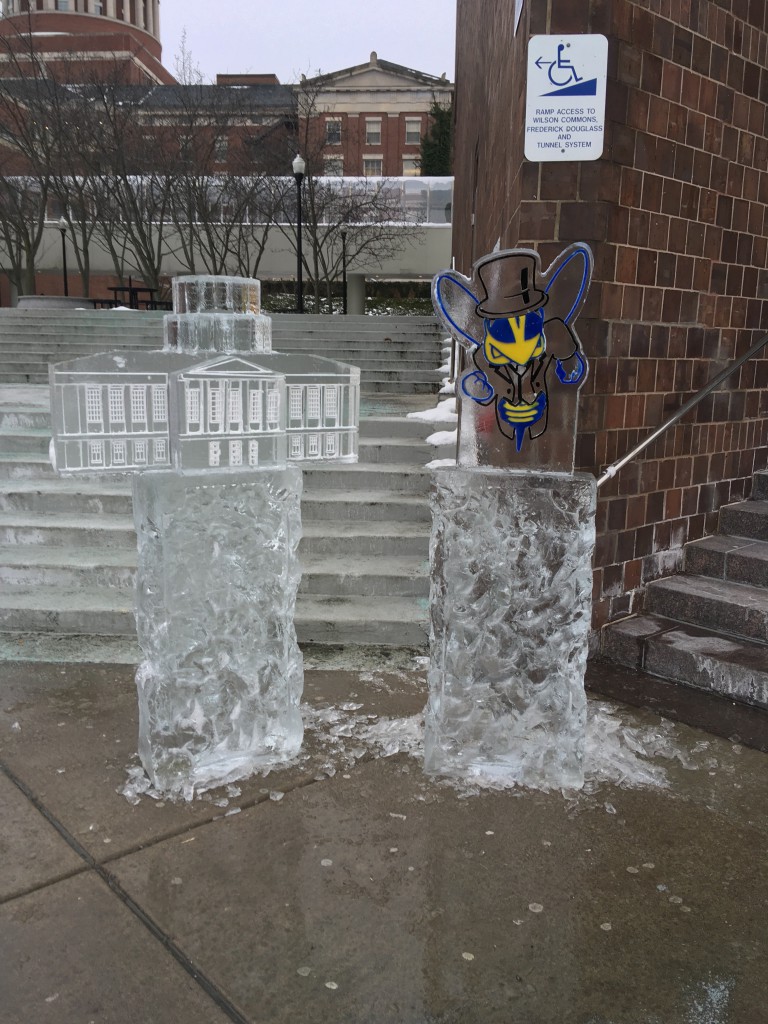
[596, 331, 768, 488]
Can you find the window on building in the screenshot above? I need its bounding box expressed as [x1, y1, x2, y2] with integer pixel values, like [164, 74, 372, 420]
[130, 385, 147, 422]
[249, 387, 262, 428]
[405, 118, 422, 145]
[208, 384, 223, 424]
[363, 157, 383, 177]
[214, 137, 228, 164]
[289, 386, 303, 422]
[85, 386, 102, 425]
[134, 440, 147, 464]
[325, 434, 337, 457]
[325, 386, 338, 420]
[153, 438, 167, 461]
[323, 156, 344, 177]
[228, 385, 242, 427]
[365, 119, 382, 146]
[151, 385, 167, 423]
[108, 385, 125, 423]
[248, 440, 259, 466]
[290, 435, 303, 459]
[308, 434, 320, 457]
[88, 440, 104, 466]
[402, 157, 420, 176]
[55, 0, 71, 10]
[208, 441, 220, 467]
[266, 389, 280, 429]
[325, 119, 342, 145]
[307, 386, 321, 421]
[112, 440, 126, 466]
[187, 387, 200, 425]
[229, 440, 243, 466]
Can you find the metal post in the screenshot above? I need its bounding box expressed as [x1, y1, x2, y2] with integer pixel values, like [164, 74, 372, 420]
[341, 228, 347, 315]
[292, 154, 305, 314]
[58, 217, 68, 297]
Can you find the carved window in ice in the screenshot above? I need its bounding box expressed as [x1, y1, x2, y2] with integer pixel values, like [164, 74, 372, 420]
[289, 386, 303, 423]
[130, 385, 147, 423]
[308, 434, 320, 456]
[134, 440, 147, 464]
[186, 386, 201, 427]
[108, 385, 125, 424]
[248, 386, 262, 428]
[307, 386, 321, 423]
[290, 435, 303, 458]
[209, 383, 224, 426]
[151, 385, 168, 423]
[112, 440, 126, 465]
[325, 434, 337, 456]
[228, 385, 243, 428]
[153, 438, 167, 461]
[85, 386, 102, 425]
[325, 386, 338, 422]
[230, 440, 243, 466]
[88, 440, 104, 465]
[209, 440, 221, 466]
[266, 388, 280, 430]
[248, 440, 259, 466]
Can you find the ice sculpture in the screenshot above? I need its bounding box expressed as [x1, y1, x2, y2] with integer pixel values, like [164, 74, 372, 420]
[48, 275, 360, 797]
[426, 246, 596, 789]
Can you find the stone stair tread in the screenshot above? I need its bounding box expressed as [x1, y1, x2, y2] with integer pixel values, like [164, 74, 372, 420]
[296, 594, 428, 622]
[0, 545, 136, 568]
[643, 622, 768, 710]
[0, 478, 132, 496]
[685, 534, 768, 585]
[0, 509, 134, 529]
[302, 489, 426, 505]
[646, 573, 768, 643]
[302, 520, 429, 538]
[299, 553, 428, 576]
[0, 630, 141, 664]
[0, 584, 135, 613]
[647, 572, 768, 608]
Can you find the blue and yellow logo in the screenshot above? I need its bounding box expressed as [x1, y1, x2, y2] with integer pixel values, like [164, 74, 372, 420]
[483, 309, 545, 368]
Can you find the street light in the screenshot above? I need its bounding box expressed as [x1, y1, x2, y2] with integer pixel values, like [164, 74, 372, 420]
[58, 216, 69, 297]
[340, 227, 348, 315]
[292, 153, 305, 314]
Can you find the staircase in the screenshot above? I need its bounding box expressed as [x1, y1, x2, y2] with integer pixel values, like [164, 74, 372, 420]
[602, 470, 768, 710]
[0, 312, 453, 661]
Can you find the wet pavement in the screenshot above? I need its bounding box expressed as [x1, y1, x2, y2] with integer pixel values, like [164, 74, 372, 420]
[1, 655, 766, 1024]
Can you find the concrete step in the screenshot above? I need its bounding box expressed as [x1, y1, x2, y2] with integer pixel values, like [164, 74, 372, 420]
[0, 586, 429, 648]
[361, 379, 440, 394]
[601, 613, 768, 710]
[0, 629, 141, 664]
[719, 499, 768, 541]
[753, 471, 768, 500]
[684, 535, 768, 587]
[295, 595, 428, 647]
[359, 414, 455, 439]
[0, 406, 53, 430]
[358, 437, 443, 466]
[0, 428, 51, 455]
[645, 573, 768, 644]
[301, 490, 430, 523]
[298, 555, 429, 597]
[300, 520, 429, 557]
[302, 462, 431, 494]
[0, 546, 136, 589]
[0, 510, 136, 548]
[0, 478, 133, 514]
[0, 453, 57, 478]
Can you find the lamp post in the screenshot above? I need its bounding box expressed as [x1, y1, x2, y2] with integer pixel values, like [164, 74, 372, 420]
[292, 153, 305, 314]
[58, 216, 69, 297]
[340, 227, 348, 315]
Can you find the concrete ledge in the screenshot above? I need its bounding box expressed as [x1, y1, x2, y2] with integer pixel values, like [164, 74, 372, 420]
[16, 296, 94, 310]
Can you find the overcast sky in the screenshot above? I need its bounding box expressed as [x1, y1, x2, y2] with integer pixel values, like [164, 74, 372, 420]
[159, 0, 456, 84]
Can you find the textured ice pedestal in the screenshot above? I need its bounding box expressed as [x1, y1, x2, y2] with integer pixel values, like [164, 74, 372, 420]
[425, 468, 596, 789]
[133, 467, 303, 798]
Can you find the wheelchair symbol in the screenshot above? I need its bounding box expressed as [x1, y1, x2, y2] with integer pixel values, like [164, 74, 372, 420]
[535, 44, 583, 88]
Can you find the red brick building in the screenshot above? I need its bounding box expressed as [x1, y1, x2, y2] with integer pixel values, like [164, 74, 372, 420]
[0, 0, 173, 83]
[300, 52, 453, 178]
[452, 0, 768, 635]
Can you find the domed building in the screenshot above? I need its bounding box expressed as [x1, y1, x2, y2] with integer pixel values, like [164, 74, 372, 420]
[0, 0, 174, 83]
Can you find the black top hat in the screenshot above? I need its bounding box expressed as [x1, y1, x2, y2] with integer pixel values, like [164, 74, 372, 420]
[474, 252, 547, 317]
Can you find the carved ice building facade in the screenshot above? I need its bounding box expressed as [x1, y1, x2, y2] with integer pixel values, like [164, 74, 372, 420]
[49, 275, 359, 474]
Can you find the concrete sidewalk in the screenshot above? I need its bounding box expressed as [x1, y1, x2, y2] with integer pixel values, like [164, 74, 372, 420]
[1, 655, 766, 1024]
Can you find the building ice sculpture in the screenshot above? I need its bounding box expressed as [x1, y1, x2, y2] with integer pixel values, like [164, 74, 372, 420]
[428, 245, 595, 789]
[49, 276, 360, 798]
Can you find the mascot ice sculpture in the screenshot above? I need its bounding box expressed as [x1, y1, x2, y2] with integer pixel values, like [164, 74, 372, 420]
[425, 245, 597, 789]
[433, 245, 591, 472]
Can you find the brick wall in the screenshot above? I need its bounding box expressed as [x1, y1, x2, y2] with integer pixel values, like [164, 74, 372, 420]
[453, 0, 768, 634]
